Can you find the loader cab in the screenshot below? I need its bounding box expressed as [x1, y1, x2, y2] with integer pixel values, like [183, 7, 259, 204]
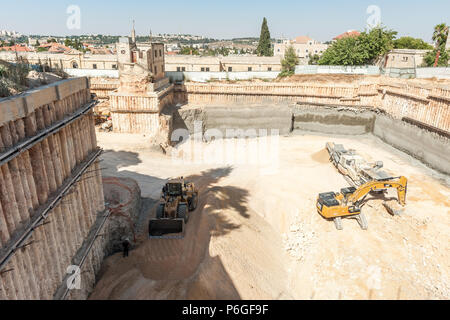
[166, 182, 183, 197]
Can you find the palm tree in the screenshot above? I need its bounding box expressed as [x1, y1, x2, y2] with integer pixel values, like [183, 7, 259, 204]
[432, 23, 449, 49]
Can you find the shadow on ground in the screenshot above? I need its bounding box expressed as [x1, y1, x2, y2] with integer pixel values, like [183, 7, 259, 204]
[91, 150, 250, 299]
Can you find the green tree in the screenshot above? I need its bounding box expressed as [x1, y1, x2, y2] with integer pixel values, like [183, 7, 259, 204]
[432, 23, 449, 48]
[256, 17, 273, 56]
[308, 54, 320, 65]
[393, 37, 433, 49]
[280, 46, 299, 77]
[422, 23, 449, 67]
[318, 27, 397, 65]
[423, 49, 449, 67]
[64, 39, 73, 47]
[180, 46, 199, 55]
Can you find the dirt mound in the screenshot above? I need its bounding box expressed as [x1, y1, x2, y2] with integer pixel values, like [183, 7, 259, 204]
[311, 148, 330, 164]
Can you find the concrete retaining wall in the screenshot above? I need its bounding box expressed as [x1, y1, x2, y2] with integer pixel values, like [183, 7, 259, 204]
[373, 115, 450, 174]
[167, 71, 280, 83]
[174, 105, 292, 136]
[65, 68, 119, 78]
[295, 65, 380, 75]
[416, 67, 450, 79]
[0, 78, 107, 300]
[292, 104, 375, 135]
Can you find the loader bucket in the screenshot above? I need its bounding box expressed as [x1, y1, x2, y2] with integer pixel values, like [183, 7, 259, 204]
[148, 218, 185, 239]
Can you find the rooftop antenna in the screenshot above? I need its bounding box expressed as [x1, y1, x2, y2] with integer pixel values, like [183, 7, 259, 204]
[131, 19, 136, 44]
[149, 29, 152, 43]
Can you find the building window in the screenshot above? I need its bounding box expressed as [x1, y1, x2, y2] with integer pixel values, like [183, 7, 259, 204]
[277, 49, 280, 52]
[159, 49, 162, 57]
[268, 67, 272, 71]
[177, 67, 181, 72]
[306, 49, 308, 53]
[201, 67, 205, 72]
[206, 67, 210, 72]
[228, 67, 232, 72]
[182, 67, 186, 72]
[93, 64, 97, 69]
[154, 66, 157, 74]
[112, 64, 117, 69]
[248, 67, 252, 71]
[403, 56, 408, 62]
[154, 51, 157, 58]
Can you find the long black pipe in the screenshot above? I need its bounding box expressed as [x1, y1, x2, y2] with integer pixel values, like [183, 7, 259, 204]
[0, 100, 98, 167]
[0, 148, 103, 271]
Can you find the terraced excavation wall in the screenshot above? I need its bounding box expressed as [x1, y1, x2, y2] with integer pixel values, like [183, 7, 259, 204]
[175, 79, 450, 132]
[0, 78, 107, 300]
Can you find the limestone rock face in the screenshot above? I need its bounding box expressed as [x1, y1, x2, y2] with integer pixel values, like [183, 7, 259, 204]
[102, 176, 141, 255]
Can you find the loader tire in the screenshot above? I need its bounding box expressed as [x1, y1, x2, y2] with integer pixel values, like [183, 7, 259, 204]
[178, 204, 188, 223]
[189, 193, 198, 211]
[156, 204, 164, 219]
[334, 217, 343, 230]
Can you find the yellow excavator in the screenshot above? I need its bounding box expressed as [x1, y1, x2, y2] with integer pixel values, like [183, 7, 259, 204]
[316, 176, 407, 230]
[148, 177, 198, 238]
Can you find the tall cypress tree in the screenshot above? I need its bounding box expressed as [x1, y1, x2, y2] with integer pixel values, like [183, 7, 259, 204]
[257, 17, 273, 56]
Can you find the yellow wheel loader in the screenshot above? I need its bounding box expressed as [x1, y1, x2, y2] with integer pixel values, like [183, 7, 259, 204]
[316, 176, 407, 230]
[148, 177, 198, 238]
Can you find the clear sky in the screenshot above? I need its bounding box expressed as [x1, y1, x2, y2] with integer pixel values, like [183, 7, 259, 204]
[1, 0, 449, 42]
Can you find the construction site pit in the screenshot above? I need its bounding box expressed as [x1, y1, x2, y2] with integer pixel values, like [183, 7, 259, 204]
[89, 130, 449, 300]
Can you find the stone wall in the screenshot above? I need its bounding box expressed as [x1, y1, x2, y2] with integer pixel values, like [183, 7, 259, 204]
[0, 78, 107, 300]
[110, 84, 174, 135]
[174, 78, 449, 132]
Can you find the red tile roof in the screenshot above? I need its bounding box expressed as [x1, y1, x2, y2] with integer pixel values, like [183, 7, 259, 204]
[294, 36, 313, 44]
[333, 30, 360, 40]
[0, 44, 33, 52]
[40, 43, 72, 53]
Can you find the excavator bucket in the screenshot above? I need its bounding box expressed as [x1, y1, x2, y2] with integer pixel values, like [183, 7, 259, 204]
[148, 218, 185, 239]
[382, 200, 404, 216]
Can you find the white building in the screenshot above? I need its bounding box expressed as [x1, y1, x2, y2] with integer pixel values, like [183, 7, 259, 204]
[273, 35, 328, 63]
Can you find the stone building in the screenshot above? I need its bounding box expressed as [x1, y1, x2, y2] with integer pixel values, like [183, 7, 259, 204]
[381, 49, 429, 68]
[273, 36, 328, 62]
[109, 26, 174, 140]
[0, 50, 118, 70]
[164, 55, 282, 72]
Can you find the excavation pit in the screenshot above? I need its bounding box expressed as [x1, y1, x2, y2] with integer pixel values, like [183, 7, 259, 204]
[90, 130, 450, 300]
